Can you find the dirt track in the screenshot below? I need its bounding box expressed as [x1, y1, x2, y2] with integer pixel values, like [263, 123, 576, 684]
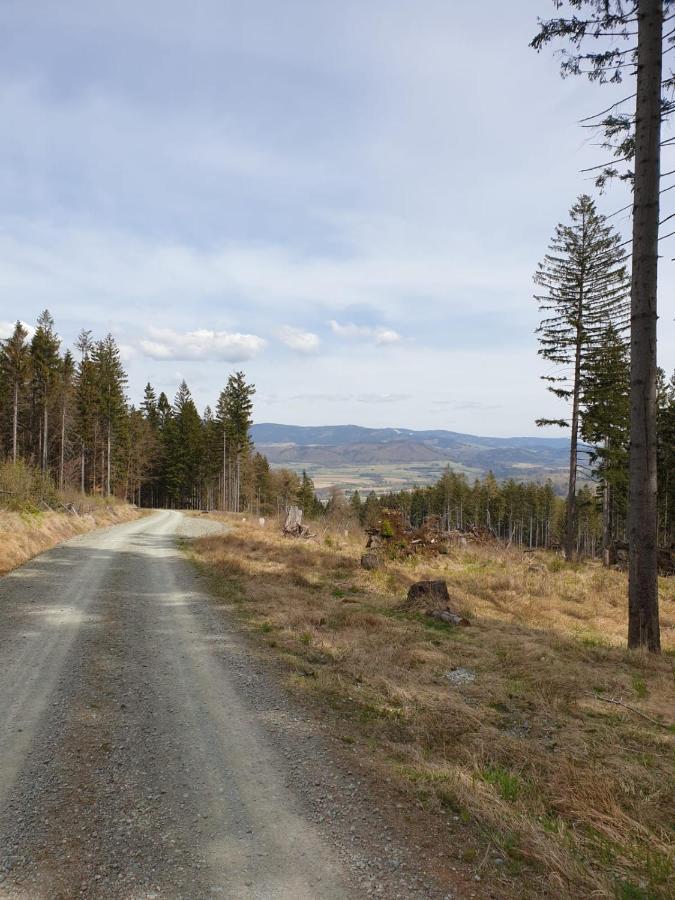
[0, 511, 459, 900]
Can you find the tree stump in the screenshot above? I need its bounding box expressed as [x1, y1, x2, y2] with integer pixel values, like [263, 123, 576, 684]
[399, 580, 471, 625]
[283, 505, 310, 537]
[361, 552, 381, 571]
[406, 580, 450, 605]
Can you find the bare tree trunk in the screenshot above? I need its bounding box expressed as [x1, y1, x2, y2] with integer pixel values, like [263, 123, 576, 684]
[223, 427, 227, 512]
[43, 403, 49, 473]
[602, 476, 611, 567]
[107, 424, 111, 497]
[236, 455, 241, 513]
[628, 0, 662, 652]
[81, 447, 85, 493]
[12, 382, 18, 464]
[59, 405, 66, 491]
[565, 295, 584, 561]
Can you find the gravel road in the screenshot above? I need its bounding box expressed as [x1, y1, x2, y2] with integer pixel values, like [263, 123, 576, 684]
[0, 511, 463, 900]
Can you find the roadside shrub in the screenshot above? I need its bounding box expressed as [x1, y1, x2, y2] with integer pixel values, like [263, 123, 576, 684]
[0, 460, 60, 511]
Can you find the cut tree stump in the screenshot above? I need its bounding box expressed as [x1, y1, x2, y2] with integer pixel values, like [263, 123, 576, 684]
[398, 580, 471, 626]
[360, 552, 381, 571]
[283, 505, 310, 537]
[407, 580, 450, 606]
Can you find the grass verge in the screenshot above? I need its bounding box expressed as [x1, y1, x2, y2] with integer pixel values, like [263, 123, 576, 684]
[0, 501, 141, 575]
[189, 514, 674, 900]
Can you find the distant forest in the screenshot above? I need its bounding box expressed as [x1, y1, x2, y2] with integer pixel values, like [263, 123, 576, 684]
[0, 310, 673, 557]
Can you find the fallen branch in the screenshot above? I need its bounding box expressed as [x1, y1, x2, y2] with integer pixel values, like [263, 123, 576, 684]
[427, 608, 471, 627]
[583, 692, 671, 729]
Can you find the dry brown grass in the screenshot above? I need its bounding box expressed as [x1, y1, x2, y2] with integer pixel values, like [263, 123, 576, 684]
[190, 515, 675, 900]
[0, 503, 141, 575]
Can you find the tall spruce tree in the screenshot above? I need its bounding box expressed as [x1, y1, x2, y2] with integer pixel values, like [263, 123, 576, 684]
[580, 324, 630, 560]
[92, 334, 127, 496]
[0, 322, 30, 463]
[164, 381, 202, 507]
[58, 351, 75, 491]
[216, 372, 255, 512]
[30, 310, 61, 473]
[656, 369, 675, 545]
[141, 383, 159, 428]
[297, 470, 317, 517]
[74, 330, 97, 492]
[200, 405, 222, 510]
[531, 0, 671, 652]
[534, 195, 629, 560]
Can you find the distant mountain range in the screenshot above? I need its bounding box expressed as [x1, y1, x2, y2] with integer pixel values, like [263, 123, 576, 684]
[251, 423, 571, 493]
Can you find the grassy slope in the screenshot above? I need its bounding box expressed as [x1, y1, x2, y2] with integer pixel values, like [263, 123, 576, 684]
[0, 502, 141, 575]
[189, 516, 674, 900]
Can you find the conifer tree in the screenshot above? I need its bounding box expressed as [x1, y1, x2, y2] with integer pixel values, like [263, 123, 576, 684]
[58, 351, 75, 491]
[0, 322, 30, 463]
[251, 452, 271, 514]
[216, 371, 255, 512]
[30, 310, 61, 473]
[165, 381, 202, 507]
[92, 334, 127, 496]
[349, 489, 362, 521]
[297, 470, 317, 517]
[74, 330, 97, 492]
[656, 369, 675, 544]
[581, 324, 630, 559]
[156, 392, 172, 428]
[531, 0, 671, 658]
[534, 194, 629, 559]
[200, 405, 222, 510]
[141, 383, 159, 428]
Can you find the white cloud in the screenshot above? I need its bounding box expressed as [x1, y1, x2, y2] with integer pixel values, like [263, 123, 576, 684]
[278, 325, 320, 353]
[118, 343, 138, 362]
[373, 328, 400, 346]
[0, 320, 35, 340]
[138, 327, 266, 361]
[328, 320, 401, 345]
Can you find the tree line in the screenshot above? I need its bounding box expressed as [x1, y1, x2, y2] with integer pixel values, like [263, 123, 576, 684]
[296, 462, 672, 561]
[0, 310, 298, 513]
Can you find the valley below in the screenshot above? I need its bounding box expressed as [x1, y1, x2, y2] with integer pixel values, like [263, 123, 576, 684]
[251, 424, 571, 495]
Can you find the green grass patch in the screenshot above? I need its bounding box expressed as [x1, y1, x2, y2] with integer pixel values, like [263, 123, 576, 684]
[478, 765, 523, 802]
[632, 676, 648, 699]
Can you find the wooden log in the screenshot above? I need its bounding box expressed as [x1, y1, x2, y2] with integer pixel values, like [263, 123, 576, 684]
[426, 608, 470, 627]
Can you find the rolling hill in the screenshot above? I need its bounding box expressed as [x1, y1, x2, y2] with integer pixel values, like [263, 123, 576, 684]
[251, 423, 571, 494]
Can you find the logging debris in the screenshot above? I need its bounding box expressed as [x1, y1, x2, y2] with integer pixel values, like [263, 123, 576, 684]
[365, 509, 494, 560]
[608, 540, 674, 576]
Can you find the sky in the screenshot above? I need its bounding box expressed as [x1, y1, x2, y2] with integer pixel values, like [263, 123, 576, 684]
[0, 0, 673, 437]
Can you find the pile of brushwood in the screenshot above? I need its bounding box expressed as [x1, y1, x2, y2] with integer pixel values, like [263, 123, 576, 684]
[362, 509, 494, 567]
